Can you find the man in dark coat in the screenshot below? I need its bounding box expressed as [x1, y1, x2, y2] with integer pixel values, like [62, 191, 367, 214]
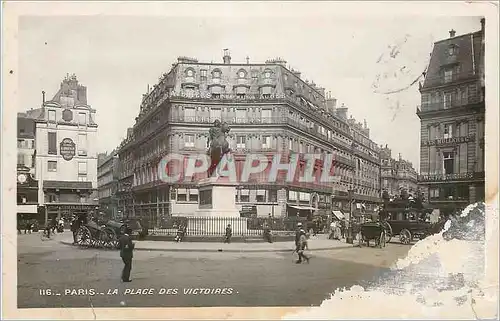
[70, 216, 81, 244]
[224, 224, 232, 243]
[119, 226, 135, 282]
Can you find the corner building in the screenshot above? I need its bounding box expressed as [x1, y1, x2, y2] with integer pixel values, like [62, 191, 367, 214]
[417, 21, 485, 215]
[28, 74, 99, 223]
[117, 53, 364, 225]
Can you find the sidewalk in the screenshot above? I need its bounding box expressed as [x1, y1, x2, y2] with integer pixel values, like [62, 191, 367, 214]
[59, 234, 354, 253]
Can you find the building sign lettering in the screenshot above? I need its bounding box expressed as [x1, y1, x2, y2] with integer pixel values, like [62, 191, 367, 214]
[422, 135, 475, 147]
[60, 138, 76, 161]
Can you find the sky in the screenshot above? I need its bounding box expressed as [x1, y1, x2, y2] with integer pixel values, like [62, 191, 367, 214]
[18, 14, 482, 170]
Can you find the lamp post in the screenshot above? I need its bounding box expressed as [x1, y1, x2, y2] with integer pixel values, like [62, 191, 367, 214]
[346, 189, 355, 244]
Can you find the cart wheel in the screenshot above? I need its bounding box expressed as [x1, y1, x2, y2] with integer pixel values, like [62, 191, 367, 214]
[400, 229, 412, 245]
[382, 221, 393, 243]
[379, 230, 386, 248]
[76, 226, 91, 247]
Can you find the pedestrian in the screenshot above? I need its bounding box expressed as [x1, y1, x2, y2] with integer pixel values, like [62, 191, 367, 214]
[263, 223, 273, 243]
[295, 223, 310, 264]
[119, 226, 134, 283]
[224, 224, 232, 243]
[24, 220, 32, 234]
[50, 217, 57, 234]
[17, 220, 22, 235]
[70, 216, 81, 244]
[340, 219, 346, 239]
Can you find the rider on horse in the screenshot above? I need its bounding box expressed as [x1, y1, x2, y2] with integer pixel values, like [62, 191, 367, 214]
[207, 120, 231, 176]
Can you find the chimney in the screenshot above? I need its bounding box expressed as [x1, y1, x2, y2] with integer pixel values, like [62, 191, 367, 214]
[449, 29, 456, 38]
[246, 56, 250, 64]
[480, 18, 485, 33]
[223, 49, 231, 64]
[326, 97, 337, 113]
[42, 91, 46, 104]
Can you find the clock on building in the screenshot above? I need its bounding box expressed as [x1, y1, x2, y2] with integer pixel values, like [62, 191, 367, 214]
[17, 173, 27, 184]
[62, 109, 73, 122]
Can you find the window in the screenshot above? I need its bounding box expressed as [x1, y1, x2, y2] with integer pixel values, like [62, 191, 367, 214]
[256, 190, 266, 202]
[443, 124, 453, 139]
[17, 153, 25, 165]
[288, 139, 293, 151]
[444, 70, 453, 83]
[210, 108, 221, 121]
[236, 109, 246, 122]
[262, 109, 272, 122]
[189, 189, 198, 202]
[299, 142, 304, 153]
[48, 132, 57, 155]
[262, 136, 271, 149]
[177, 188, 187, 202]
[264, 71, 271, 78]
[48, 161, 57, 172]
[443, 152, 454, 175]
[17, 140, 23, 148]
[251, 70, 258, 79]
[184, 107, 196, 120]
[211, 93, 220, 99]
[78, 133, 87, 156]
[268, 190, 278, 202]
[78, 161, 87, 175]
[187, 69, 194, 77]
[184, 134, 195, 148]
[238, 70, 246, 78]
[262, 94, 271, 99]
[443, 92, 452, 109]
[48, 110, 56, 122]
[448, 45, 458, 56]
[236, 136, 246, 149]
[240, 189, 250, 202]
[236, 93, 246, 99]
[212, 70, 221, 83]
[78, 112, 86, 125]
[200, 70, 207, 81]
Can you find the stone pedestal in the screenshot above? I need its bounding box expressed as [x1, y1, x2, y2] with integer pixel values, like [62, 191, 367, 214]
[188, 177, 248, 235]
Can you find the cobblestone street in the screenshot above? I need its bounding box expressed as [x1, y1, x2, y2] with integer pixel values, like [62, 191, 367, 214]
[17, 232, 411, 308]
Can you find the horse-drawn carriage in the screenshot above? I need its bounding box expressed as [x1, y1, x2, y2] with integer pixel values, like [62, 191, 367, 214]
[75, 220, 132, 249]
[357, 221, 387, 248]
[378, 200, 436, 245]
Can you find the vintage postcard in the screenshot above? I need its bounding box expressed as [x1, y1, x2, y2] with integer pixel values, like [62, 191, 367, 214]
[2, 1, 499, 320]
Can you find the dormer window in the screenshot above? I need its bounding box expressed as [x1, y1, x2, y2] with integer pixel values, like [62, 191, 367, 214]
[212, 69, 221, 84]
[184, 68, 195, 83]
[264, 71, 271, 78]
[238, 70, 247, 79]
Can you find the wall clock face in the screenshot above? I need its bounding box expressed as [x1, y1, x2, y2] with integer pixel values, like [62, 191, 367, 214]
[18, 173, 27, 183]
[62, 109, 73, 122]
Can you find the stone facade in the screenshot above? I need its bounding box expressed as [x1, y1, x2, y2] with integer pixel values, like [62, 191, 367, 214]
[117, 53, 384, 226]
[380, 145, 418, 199]
[24, 74, 99, 223]
[417, 21, 485, 215]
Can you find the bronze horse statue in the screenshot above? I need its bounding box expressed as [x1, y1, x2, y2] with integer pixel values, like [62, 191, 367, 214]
[207, 120, 231, 177]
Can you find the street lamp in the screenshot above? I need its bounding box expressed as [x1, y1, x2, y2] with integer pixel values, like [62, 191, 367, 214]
[346, 189, 355, 244]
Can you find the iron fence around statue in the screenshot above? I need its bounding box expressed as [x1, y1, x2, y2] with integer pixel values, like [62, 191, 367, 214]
[150, 216, 305, 237]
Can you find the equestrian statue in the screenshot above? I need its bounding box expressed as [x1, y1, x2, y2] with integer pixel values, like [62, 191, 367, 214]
[207, 119, 232, 177]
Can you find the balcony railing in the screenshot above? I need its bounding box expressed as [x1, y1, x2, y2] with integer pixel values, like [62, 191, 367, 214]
[422, 70, 479, 88]
[418, 171, 485, 182]
[421, 134, 475, 147]
[170, 115, 353, 150]
[418, 95, 483, 113]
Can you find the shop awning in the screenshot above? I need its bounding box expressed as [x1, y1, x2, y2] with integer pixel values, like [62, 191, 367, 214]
[288, 205, 317, 211]
[17, 204, 37, 214]
[332, 210, 345, 220]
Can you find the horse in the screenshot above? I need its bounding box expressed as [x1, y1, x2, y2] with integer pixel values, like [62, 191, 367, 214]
[207, 131, 231, 177]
